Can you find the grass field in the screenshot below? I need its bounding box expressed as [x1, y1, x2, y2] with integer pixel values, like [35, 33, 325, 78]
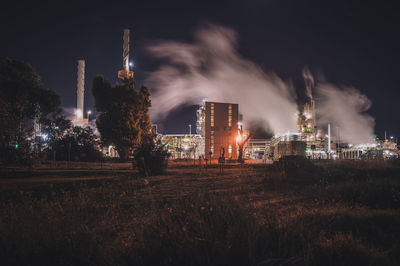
[1, 159, 400, 265]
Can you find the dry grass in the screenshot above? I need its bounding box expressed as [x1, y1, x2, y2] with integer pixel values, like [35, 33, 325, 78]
[1, 160, 400, 265]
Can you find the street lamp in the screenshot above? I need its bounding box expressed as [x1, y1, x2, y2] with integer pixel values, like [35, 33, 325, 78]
[87, 110, 92, 121]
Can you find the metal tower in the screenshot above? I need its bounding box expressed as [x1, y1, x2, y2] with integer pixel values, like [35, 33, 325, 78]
[118, 29, 134, 80]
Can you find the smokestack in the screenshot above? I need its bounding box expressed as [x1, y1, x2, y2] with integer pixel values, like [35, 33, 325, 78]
[118, 29, 134, 80]
[123, 29, 130, 72]
[77, 60, 85, 119]
[328, 123, 331, 159]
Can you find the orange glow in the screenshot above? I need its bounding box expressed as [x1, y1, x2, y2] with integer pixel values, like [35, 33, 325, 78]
[236, 133, 242, 143]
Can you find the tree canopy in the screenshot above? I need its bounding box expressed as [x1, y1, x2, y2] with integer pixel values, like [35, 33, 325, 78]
[42, 114, 103, 162]
[91, 76, 152, 160]
[0, 56, 60, 164]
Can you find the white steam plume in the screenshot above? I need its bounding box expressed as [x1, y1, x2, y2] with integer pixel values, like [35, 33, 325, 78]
[315, 83, 375, 144]
[302, 67, 314, 99]
[146, 24, 298, 134]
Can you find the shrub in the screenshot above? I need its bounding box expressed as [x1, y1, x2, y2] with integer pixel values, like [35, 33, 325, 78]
[133, 138, 169, 176]
[271, 155, 321, 183]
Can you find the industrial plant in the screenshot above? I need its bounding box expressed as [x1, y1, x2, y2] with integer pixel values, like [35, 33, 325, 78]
[67, 28, 398, 162]
[159, 97, 399, 162]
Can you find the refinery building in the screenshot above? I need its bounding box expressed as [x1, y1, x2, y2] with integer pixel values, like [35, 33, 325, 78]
[159, 96, 399, 162]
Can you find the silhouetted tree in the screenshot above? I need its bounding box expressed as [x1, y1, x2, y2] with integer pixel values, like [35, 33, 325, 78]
[42, 114, 103, 162]
[0, 56, 60, 165]
[91, 76, 152, 160]
[237, 125, 251, 163]
[133, 136, 170, 176]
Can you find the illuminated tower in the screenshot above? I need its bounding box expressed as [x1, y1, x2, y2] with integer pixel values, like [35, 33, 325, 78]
[298, 67, 316, 141]
[118, 29, 134, 80]
[76, 59, 85, 120]
[297, 100, 316, 141]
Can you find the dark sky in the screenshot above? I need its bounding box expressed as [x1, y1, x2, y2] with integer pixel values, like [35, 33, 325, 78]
[1, 0, 399, 138]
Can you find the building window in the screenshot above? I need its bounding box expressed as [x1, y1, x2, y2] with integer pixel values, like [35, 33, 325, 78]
[228, 104, 232, 127]
[211, 103, 214, 127]
[228, 145, 232, 157]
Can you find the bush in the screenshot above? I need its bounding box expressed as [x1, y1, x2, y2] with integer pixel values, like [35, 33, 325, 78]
[271, 155, 321, 183]
[133, 138, 169, 176]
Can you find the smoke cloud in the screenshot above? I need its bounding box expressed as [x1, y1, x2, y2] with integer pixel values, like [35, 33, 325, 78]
[146, 24, 298, 135]
[315, 83, 375, 144]
[302, 67, 314, 99]
[146, 24, 375, 143]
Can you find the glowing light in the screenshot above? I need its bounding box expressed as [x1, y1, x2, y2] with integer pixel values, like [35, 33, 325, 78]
[87, 110, 92, 115]
[41, 134, 48, 141]
[236, 134, 242, 143]
[75, 109, 83, 119]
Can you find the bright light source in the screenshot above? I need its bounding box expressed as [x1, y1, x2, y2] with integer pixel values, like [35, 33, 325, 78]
[41, 134, 48, 141]
[75, 109, 83, 119]
[390, 136, 394, 139]
[129, 61, 134, 67]
[87, 110, 92, 115]
[236, 134, 242, 143]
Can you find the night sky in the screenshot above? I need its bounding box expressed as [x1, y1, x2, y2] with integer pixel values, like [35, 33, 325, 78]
[1, 0, 399, 138]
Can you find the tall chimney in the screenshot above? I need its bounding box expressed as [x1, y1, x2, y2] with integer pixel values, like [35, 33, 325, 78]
[123, 29, 130, 72]
[77, 60, 85, 119]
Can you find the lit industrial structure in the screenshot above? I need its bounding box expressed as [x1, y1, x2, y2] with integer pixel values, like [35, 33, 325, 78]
[203, 101, 239, 159]
[157, 95, 399, 162]
[245, 139, 269, 160]
[159, 101, 240, 160]
[118, 29, 134, 80]
[161, 134, 203, 159]
[73, 59, 88, 125]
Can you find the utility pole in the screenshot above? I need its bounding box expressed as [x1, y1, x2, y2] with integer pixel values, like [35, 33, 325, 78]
[336, 126, 340, 159]
[87, 110, 92, 122]
[328, 123, 331, 159]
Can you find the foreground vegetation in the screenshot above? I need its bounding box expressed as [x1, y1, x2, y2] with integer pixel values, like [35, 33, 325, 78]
[1, 159, 400, 265]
